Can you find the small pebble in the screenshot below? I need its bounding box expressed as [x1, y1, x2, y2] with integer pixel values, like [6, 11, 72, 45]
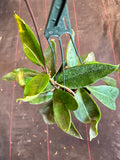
[27, 139, 31, 143]
[97, 139, 100, 145]
[18, 152, 21, 156]
[1, 88, 3, 92]
[0, 36, 2, 41]
[71, 145, 74, 149]
[44, 130, 47, 133]
[33, 135, 37, 138]
[49, 140, 52, 144]
[55, 151, 58, 155]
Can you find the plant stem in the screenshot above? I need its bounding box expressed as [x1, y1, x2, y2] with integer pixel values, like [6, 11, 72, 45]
[24, 0, 48, 73]
[50, 78, 75, 96]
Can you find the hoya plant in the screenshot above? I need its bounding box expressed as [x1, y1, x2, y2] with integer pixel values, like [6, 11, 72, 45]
[2, 14, 119, 141]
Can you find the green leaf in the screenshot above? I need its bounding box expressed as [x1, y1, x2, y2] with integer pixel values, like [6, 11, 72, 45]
[16, 69, 25, 87]
[102, 76, 117, 87]
[42, 82, 53, 93]
[53, 89, 71, 132]
[2, 72, 16, 81]
[53, 61, 66, 80]
[57, 62, 119, 89]
[66, 122, 83, 139]
[14, 14, 44, 67]
[87, 85, 119, 110]
[44, 39, 56, 77]
[39, 101, 55, 124]
[89, 120, 99, 141]
[53, 89, 78, 111]
[2, 68, 40, 83]
[29, 92, 53, 105]
[17, 73, 49, 102]
[74, 88, 101, 140]
[81, 52, 95, 63]
[23, 73, 49, 97]
[66, 30, 80, 67]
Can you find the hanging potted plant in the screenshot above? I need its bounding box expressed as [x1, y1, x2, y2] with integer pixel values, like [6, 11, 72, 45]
[2, 0, 119, 141]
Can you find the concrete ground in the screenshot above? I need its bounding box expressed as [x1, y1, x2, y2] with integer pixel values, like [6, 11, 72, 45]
[0, 0, 120, 160]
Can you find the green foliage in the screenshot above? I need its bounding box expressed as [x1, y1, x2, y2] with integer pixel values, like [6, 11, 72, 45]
[44, 39, 56, 77]
[66, 122, 83, 139]
[74, 88, 101, 140]
[66, 30, 80, 67]
[87, 85, 119, 110]
[2, 15, 120, 141]
[14, 14, 44, 67]
[17, 73, 49, 102]
[57, 62, 119, 89]
[39, 101, 55, 124]
[29, 92, 53, 105]
[53, 89, 71, 132]
[53, 89, 78, 111]
[2, 68, 40, 82]
[102, 76, 117, 87]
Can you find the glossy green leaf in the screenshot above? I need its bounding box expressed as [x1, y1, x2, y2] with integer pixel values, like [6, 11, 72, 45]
[23, 73, 49, 97]
[2, 72, 16, 81]
[14, 14, 44, 67]
[2, 68, 40, 83]
[66, 122, 83, 139]
[102, 76, 117, 87]
[66, 30, 80, 67]
[89, 120, 99, 141]
[74, 88, 101, 140]
[42, 82, 53, 93]
[81, 52, 95, 64]
[39, 101, 55, 124]
[29, 92, 53, 105]
[16, 69, 26, 87]
[87, 85, 119, 110]
[53, 89, 71, 132]
[44, 39, 56, 77]
[53, 89, 78, 111]
[17, 73, 49, 102]
[57, 62, 119, 89]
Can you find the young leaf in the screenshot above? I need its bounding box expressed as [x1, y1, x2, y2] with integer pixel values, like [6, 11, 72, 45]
[66, 30, 80, 67]
[42, 82, 53, 93]
[2, 72, 16, 81]
[2, 68, 40, 83]
[53, 89, 78, 111]
[24, 73, 49, 97]
[44, 39, 56, 77]
[87, 85, 119, 110]
[53, 89, 71, 132]
[66, 122, 83, 139]
[29, 92, 53, 105]
[102, 76, 117, 87]
[81, 52, 95, 64]
[16, 69, 26, 87]
[57, 62, 119, 89]
[39, 101, 55, 124]
[14, 14, 44, 67]
[74, 88, 101, 140]
[16, 73, 50, 103]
